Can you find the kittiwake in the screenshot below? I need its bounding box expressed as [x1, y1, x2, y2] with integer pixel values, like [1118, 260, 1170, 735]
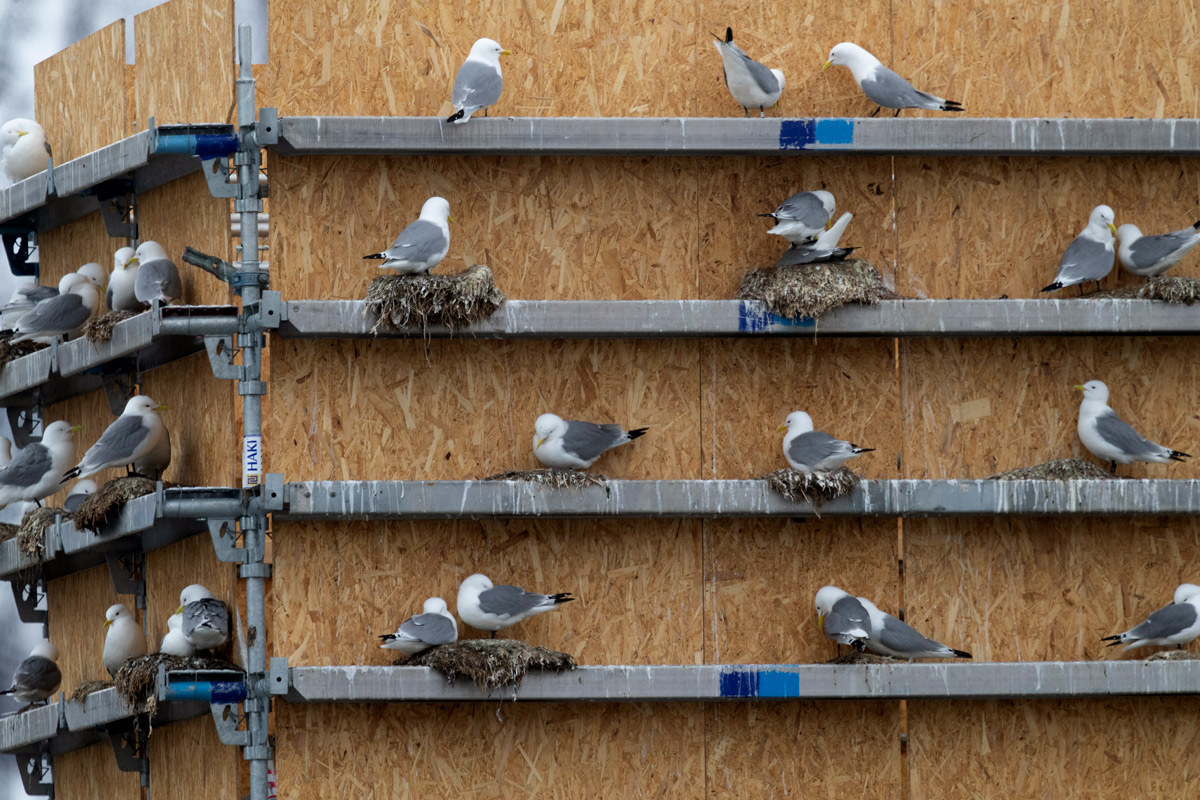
[856, 596, 971, 660]
[779, 411, 873, 474]
[1116, 221, 1200, 279]
[379, 597, 458, 655]
[824, 43, 963, 116]
[712, 27, 785, 117]
[533, 413, 648, 470]
[1041, 205, 1117, 293]
[457, 573, 574, 636]
[1102, 583, 1200, 651]
[1076, 380, 1190, 474]
[446, 38, 510, 124]
[362, 197, 451, 274]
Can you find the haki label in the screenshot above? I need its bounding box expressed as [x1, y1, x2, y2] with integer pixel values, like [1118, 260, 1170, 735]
[243, 435, 263, 487]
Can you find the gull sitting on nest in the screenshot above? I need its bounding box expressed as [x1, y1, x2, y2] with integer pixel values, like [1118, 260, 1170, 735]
[1, 118, 51, 183]
[1116, 221, 1200, 279]
[775, 212, 856, 266]
[457, 573, 574, 638]
[178, 584, 230, 652]
[104, 604, 147, 677]
[779, 411, 873, 474]
[379, 597, 458, 655]
[363, 197, 451, 275]
[533, 413, 647, 470]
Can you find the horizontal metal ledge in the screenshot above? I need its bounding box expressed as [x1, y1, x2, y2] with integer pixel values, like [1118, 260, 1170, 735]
[278, 479, 1200, 520]
[273, 116, 1200, 157]
[0, 305, 237, 407]
[286, 661, 1200, 703]
[278, 298, 1200, 340]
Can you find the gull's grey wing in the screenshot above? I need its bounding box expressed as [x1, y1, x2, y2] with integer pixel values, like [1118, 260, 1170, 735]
[386, 219, 448, 262]
[13, 655, 61, 694]
[477, 584, 550, 617]
[732, 48, 780, 95]
[0, 443, 51, 489]
[1126, 230, 1196, 270]
[81, 415, 151, 471]
[1056, 235, 1113, 284]
[182, 598, 230, 638]
[775, 245, 853, 267]
[826, 595, 870, 638]
[105, 285, 114, 311]
[18, 286, 57, 302]
[772, 192, 829, 227]
[561, 420, 628, 462]
[134, 258, 182, 304]
[64, 492, 88, 513]
[788, 431, 853, 467]
[1094, 411, 1162, 459]
[878, 615, 948, 655]
[452, 62, 503, 110]
[1125, 602, 1198, 641]
[399, 613, 457, 645]
[15, 293, 89, 334]
[860, 66, 934, 109]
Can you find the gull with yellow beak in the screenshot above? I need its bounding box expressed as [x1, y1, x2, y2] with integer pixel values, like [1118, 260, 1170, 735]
[177, 584, 230, 652]
[65, 396, 172, 482]
[533, 413, 648, 470]
[446, 38, 512, 124]
[363, 197, 452, 275]
[108, 246, 143, 312]
[103, 604, 147, 677]
[1075, 379, 1191, 474]
[815, 585, 870, 654]
[0, 421, 80, 510]
[1, 118, 51, 183]
[1041, 205, 1118, 294]
[823, 43, 963, 117]
[778, 411, 873, 474]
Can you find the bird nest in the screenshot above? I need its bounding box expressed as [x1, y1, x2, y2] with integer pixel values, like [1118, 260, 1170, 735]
[0, 337, 48, 367]
[827, 652, 900, 665]
[482, 468, 607, 489]
[1143, 650, 1200, 661]
[0, 522, 18, 543]
[82, 310, 138, 343]
[73, 477, 158, 533]
[364, 265, 506, 333]
[736, 259, 897, 319]
[70, 680, 114, 702]
[399, 639, 576, 691]
[114, 653, 242, 717]
[760, 468, 861, 506]
[987, 458, 1113, 481]
[16, 506, 67, 560]
[1093, 276, 1200, 304]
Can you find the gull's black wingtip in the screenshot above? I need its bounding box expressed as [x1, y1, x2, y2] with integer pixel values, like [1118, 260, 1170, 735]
[445, 109, 465, 123]
[627, 427, 649, 440]
[1040, 282, 1063, 293]
[725, 27, 733, 43]
[952, 649, 972, 659]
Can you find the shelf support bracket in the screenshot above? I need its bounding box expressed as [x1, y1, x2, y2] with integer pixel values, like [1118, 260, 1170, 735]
[15, 751, 53, 796]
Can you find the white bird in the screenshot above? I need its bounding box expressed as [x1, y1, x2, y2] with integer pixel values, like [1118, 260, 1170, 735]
[0, 278, 43, 330]
[178, 584, 230, 650]
[0, 641, 61, 705]
[457, 573, 574, 636]
[1076, 380, 1190, 474]
[446, 38, 510, 124]
[824, 43, 963, 116]
[779, 411, 873, 474]
[66, 396, 170, 481]
[1, 118, 51, 183]
[1103, 583, 1200, 651]
[1116, 221, 1200, 279]
[10, 273, 100, 344]
[532, 413, 648, 470]
[0, 421, 79, 510]
[814, 585, 870, 651]
[63, 478, 97, 513]
[107, 247, 142, 312]
[856, 596, 971, 660]
[1042, 205, 1117, 293]
[712, 27, 785, 117]
[775, 212, 857, 266]
[103, 603, 147, 677]
[759, 190, 836, 245]
[160, 613, 196, 657]
[379, 597, 459, 655]
[362, 197, 452, 275]
[76, 262, 107, 292]
[132, 241, 182, 307]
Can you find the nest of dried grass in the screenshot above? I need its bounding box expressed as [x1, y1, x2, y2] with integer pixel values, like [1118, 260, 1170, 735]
[365, 265, 506, 333]
[760, 468, 860, 506]
[114, 653, 242, 716]
[70, 680, 113, 702]
[827, 651, 899, 665]
[73, 477, 157, 533]
[1144, 649, 1200, 661]
[0, 522, 19, 544]
[987, 458, 1113, 481]
[0, 337, 48, 367]
[82, 310, 138, 343]
[482, 468, 607, 489]
[401, 639, 576, 691]
[1094, 276, 1200, 304]
[736, 259, 897, 319]
[16, 507, 65, 560]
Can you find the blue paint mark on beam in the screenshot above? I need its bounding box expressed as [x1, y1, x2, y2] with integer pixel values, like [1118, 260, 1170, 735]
[164, 680, 247, 703]
[738, 301, 816, 333]
[718, 668, 802, 698]
[778, 119, 855, 150]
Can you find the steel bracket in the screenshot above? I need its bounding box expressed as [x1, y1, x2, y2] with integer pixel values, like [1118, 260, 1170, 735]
[208, 518, 247, 563]
[201, 157, 238, 199]
[10, 575, 48, 628]
[260, 472, 285, 511]
[267, 657, 290, 696]
[2, 222, 39, 277]
[255, 108, 279, 146]
[104, 549, 146, 609]
[102, 371, 140, 415]
[211, 701, 250, 746]
[204, 335, 242, 381]
[6, 403, 42, 449]
[108, 720, 148, 776]
[15, 751, 53, 796]
[86, 178, 137, 240]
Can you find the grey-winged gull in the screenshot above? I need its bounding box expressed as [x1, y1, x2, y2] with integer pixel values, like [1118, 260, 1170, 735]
[1102, 583, 1200, 651]
[379, 597, 459, 655]
[1076, 380, 1190, 474]
[824, 43, 962, 116]
[457, 573, 574, 637]
[779, 411, 873, 474]
[446, 38, 510, 124]
[712, 27, 785, 117]
[533, 413, 648, 470]
[856, 596, 971, 660]
[362, 197, 451, 274]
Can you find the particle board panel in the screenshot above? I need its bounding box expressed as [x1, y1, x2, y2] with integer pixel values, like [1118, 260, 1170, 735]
[899, 337, 1200, 480]
[133, 0, 236, 125]
[702, 338, 899, 480]
[893, 0, 1200, 119]
[904, 517, 1200, 662]
[149, 715, 240, 800]
[707, 702, 901, 800]
[893, 157, 1200, 300]
[272, 517, 702, 666]
[908, 698, 1200, 799]
[268, 154, 701, 302]
[34, 211, 118, 290]
[268, 337, 702, 482]
[141, 351, 238, 487]
[33, 21, 129, 162]
[53, 742, 141, 800]
[703, 518, 899, 664]
[47, 564, 133, 692]
[146, 536, 239, 665]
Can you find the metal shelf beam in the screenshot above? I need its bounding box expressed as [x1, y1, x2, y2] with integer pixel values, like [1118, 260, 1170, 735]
[285, 661, 1200, 703]
[278, 478, 1200, 520]
[273, 116, 1200, 157]
[278, 298, 1200, 340]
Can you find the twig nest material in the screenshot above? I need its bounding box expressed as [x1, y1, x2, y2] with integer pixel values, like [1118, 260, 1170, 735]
[483, 468, 607, 489]
[114, 653, 242, 715]
[1093, 276, 1200, 304]
[364, 265, 506, 332]
[827, 652, 901, 665]
[73, 476, 158, 533]
[1144, 650, 1200, 661]
[70, 680, 114, 702]
[987, 458, 1113, 481]
[0, 337, 48, 367]
[401, 639, 576, 691]
[736, 259, 897, 319]
[760, 467, 860, 505]
[83, 310, 138, 343]
[17, 507, 66, 560]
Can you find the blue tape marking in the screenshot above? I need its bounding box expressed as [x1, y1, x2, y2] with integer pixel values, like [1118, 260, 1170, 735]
[153, 133, 240, 157]
[719, 669, 758, 698]
[738, 301, 817, 333]
[814, 119, 855, 145]
[778, 119, 816, 150]
[756, 670, 800, 698]
[164, 680, 247, 703]
[210, 681, 248, 703]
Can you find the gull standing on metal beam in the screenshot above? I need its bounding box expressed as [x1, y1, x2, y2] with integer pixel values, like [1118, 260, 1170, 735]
[779, 411, 873, 474]
[0, 421, 79, 510]
[824, 43, 963, 117]
[133, 241, 182, 307]
[814, 585, 870, 652]
[103, 604, 147, 677]
[108, 246, 143, 312]
[1102, 583, 1200, 651]
[457, 573, 575, 637]
[1076, 380, 1190, 474]
[379, 597, 459, 655]
[1041, 205, 1117, 294]
[446, 38, 511, 124]
[712, 28, 785, 117]
[178, 584, 231, 651]
[0, 641, 61, 705]
[65, 396, 171, 481]
[856, 596, 971, 660]
[533, 413, 648, 470]
[362, 197, 452, 275]
[759, 190, 836, 245]
[775, 212, 857, 266]
[1116, 221, 1200, 279]
[1, 118, 51, 183]
[10, 274, 100, 343]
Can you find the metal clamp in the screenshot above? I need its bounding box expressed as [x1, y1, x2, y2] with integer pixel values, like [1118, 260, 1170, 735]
[15, 751, 52, 796]
[201, 157, 238, 199]
[211, 701, 250, 747]
[208, 518, 247, 564]
[231, 271, 270, 289]
[239, 562, 272, 579]
[204, 335, 242, 381]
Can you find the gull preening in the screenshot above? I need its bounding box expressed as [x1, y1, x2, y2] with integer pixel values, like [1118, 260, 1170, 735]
[457, 573, 575, 637]
[1102, 583, 1200, 651]
[775, 212, 856, 266]
[824, 43, 962, 117]
[533, 413, 648, 470]
[103, 603, 147, 677]
[759, 190, 836, 245]
[1041, 205, 1117, 294]
[178, 584, 231, 651]
[362, 197, 451, 275]
[446, 38, 510, 124]
[1, 641, 61, 705]
[1076, 380, 1190, 474]
[379, 597, 459, 655]
[856, 596, 971, 660]
[815, 585, 870, 652]
[779, 411, 873, 474]
[1116, 221, 1200, 279]
[1, 118, 51, 183]
[132, 241, 183, 307]
[66, 396, 171, 481]
[712, 28, 785, 117]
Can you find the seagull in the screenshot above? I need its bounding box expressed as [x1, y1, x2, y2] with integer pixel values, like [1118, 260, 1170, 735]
[856, 596, 971, 660]
[108, 246, 143, 312]
[0, 421, 80, 510]
[10, 273, 100, 344]
[65, 396, 170, 481]
[159, 613, 196, 657]
[775, 212, 857, 266]
[759, 190, 836, 245]
[133, 241, 182, 307]
[1041, 205, 1117, 294]
[824, 43, 963, 117]
[712, 28, 785, 117]
[1116, 221, 1200, 279]
[814, 585, 870, 652]
[457, 573, 574, 637]
[1076, 380, 1190, 474]
[63, 478, 97, 513]
[779, 411, 873, 474]
[178, 584, 230, 651]
[362, 197, 452, 275]
[446, 38, 510, 124]
[1102, 583, 1200, 651]
[1, 118, 51, 183]
[103, 603, 147, 677]
[533, 413, 648, 470]
[379, 597, 459, 655]
[1, 641, 61, 706]
[0, 278, 44, 331]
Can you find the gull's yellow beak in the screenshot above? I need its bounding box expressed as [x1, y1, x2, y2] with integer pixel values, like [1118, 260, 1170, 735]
[776, 424, 788, 433]
[825, 218, 834, 230]
[1073, 384, 1085, 391]
[536, 436, 545, 449]
[1108, 223, 1118, 236]
[16, 130, 28, 138]
[501, 49, 512, 55]
[448, 216, 455, 224]
[155, 404, 169, 412]
[817, 614, 825, 630]
[822, 60, 833, 71]
[127, 257, 139, 267]
[175, 605, 185, 614]
[104, 619, 113, 627]
[68, 424, 83, 433]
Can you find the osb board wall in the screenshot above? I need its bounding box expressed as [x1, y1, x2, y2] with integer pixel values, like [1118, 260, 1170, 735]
[905, 517, 1200, 662]
[47, 565, 130, 691]
[907, 699, 1200, 798]
[150, 716, 240, 800]
[138, 172, 235, 306]
[140, 352, 238, 486]
[268, 338, 701, 481]
[53, 743, 140, 800]
[33, 21, 128, 161]
[900, 338, 1200, 479]
[34, 212, 113, 291]
[272, 519, 702, 665]
[134, 0, 235, 125]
